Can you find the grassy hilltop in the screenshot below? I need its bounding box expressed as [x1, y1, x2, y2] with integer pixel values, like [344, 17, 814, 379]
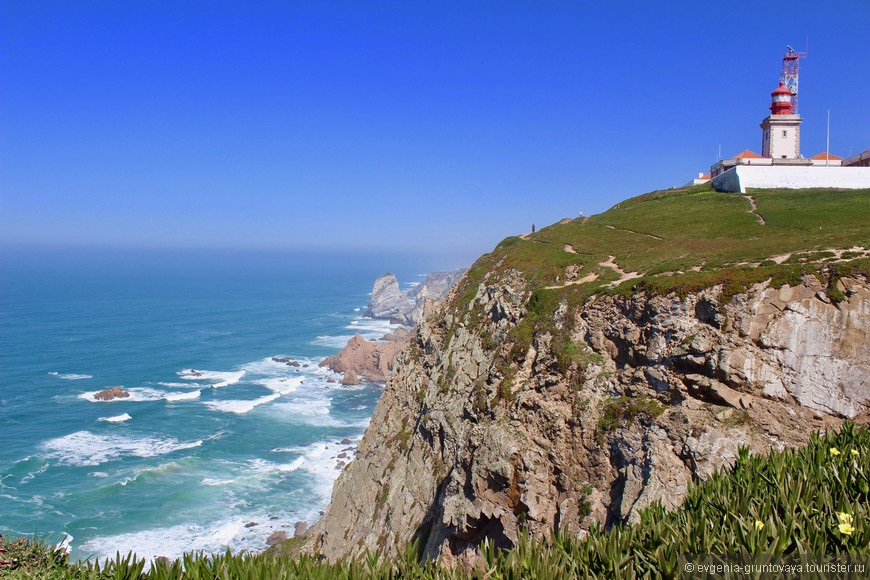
[457, 184, 870, 309]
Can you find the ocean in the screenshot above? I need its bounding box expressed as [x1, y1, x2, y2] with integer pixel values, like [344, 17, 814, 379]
[0, 247, 433, 562]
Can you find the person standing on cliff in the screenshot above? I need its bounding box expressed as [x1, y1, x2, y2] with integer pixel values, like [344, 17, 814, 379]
[531, 224, 536, 233]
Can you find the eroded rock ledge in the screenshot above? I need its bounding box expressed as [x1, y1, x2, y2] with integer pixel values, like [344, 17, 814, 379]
[305, 273, 870, 568]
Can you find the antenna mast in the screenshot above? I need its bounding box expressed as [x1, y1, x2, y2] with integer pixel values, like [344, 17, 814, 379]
[780, 45, 807, 113]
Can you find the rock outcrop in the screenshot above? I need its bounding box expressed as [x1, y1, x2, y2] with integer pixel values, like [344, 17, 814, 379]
[409, 270, 468, 302]
[365, 274, 413, 323]
[320, 331, 411, 383]
[306, 272, 869, 566]
[365, 270, 467, 326]
[94, 386, 130, 401]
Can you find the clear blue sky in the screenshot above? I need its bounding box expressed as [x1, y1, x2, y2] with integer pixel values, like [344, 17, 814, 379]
[2, 1, 868, 266]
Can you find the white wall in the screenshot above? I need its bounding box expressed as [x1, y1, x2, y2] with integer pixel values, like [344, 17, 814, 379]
[712, 166, 870, 193]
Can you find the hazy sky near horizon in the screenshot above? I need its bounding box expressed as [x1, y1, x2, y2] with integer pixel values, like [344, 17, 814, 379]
[2, 1, 869, 266]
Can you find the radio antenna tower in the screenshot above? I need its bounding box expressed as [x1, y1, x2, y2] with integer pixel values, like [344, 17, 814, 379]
[780, 45, 807, 113]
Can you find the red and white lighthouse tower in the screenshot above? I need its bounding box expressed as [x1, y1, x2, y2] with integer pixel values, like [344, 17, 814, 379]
[761, 82, 802, 159]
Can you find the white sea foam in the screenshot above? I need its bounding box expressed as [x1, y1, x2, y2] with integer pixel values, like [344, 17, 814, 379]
[256, 376, 304, 395]
[50, 372, 93, 380]
[157, 382, 203, 389]
[19, 462, 49, 485]
[271, 440, 359, 502]
[202, 393, 281, 415]
[278, 457, 305, 472]
[311, 334, 355, 348]
[40, 431, 203, 467]
[347, 317, 402, 337]
[164, 390, 201, 402]
[242, 356, 318, 374]
[58, 534, 73, 553]
[98, 413, 132, 423]
[269, 398, 347, 427]
[310, 316, 407, 349]
[178, 369, 245, 388]
[78, 512, 298, 563]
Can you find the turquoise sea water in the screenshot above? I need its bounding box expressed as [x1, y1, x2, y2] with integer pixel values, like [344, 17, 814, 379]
[0, 248, 427, 561]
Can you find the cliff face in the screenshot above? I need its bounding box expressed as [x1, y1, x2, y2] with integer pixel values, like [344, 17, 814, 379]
[307, 270, 870, 566]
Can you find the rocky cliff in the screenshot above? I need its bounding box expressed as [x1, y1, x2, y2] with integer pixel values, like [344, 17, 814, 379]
[303, 187, 870, 567]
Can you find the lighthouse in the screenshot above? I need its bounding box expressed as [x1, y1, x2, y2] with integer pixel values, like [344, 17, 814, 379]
[760, 82, 802, 159]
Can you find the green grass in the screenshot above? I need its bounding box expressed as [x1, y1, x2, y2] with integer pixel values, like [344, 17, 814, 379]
[449, 186, 870, 317]
[596, 395, 666, 435]
[5, 424, 868, 578]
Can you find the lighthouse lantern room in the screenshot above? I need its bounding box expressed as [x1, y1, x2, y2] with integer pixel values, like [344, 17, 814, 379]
[760, 82, 802, 159]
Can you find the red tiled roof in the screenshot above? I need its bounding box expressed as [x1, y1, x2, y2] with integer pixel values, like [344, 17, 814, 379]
[809, 152, 844, 160]
[701, 173, 711, 179]
[734, 150, 762, 159]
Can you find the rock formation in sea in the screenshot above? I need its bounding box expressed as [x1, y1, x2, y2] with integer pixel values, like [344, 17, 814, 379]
[305, 272, 870, 567]
[408, 270, 467, 303]
[365, 271, 468, 326]
[365, 273, 413, 323]
[94, 386, 130, 400]
[322, 271, 467, 383]
[320, 330, 410, 383]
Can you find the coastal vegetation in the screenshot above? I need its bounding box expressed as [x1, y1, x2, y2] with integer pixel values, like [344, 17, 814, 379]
[4, 423, 867, 578]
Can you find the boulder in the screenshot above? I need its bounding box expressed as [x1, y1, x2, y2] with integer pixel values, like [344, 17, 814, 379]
[341, 370, 361, 385]
[265, 531, 286, 546]
[294, 521, 308, 537]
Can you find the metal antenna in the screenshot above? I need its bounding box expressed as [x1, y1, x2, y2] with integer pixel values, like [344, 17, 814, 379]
[780, 45, 807, 113]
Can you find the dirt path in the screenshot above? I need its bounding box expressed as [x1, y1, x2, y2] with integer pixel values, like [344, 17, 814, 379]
[544, 272, 599, 290]
[743, 194, 766, 225]
[600, 255, 642, 287]
[605, 225, 663, 240]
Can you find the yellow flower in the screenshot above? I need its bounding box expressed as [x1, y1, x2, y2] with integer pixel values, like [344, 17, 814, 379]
[837, 512, 853, 525]
[851, 449, 860, 457]
[838, 522, 855, 536]
[830, 447, 841, 456]
[754, 520, 764, 531]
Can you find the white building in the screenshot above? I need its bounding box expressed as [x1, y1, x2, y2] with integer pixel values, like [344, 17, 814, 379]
[705, 81, 870, 193]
